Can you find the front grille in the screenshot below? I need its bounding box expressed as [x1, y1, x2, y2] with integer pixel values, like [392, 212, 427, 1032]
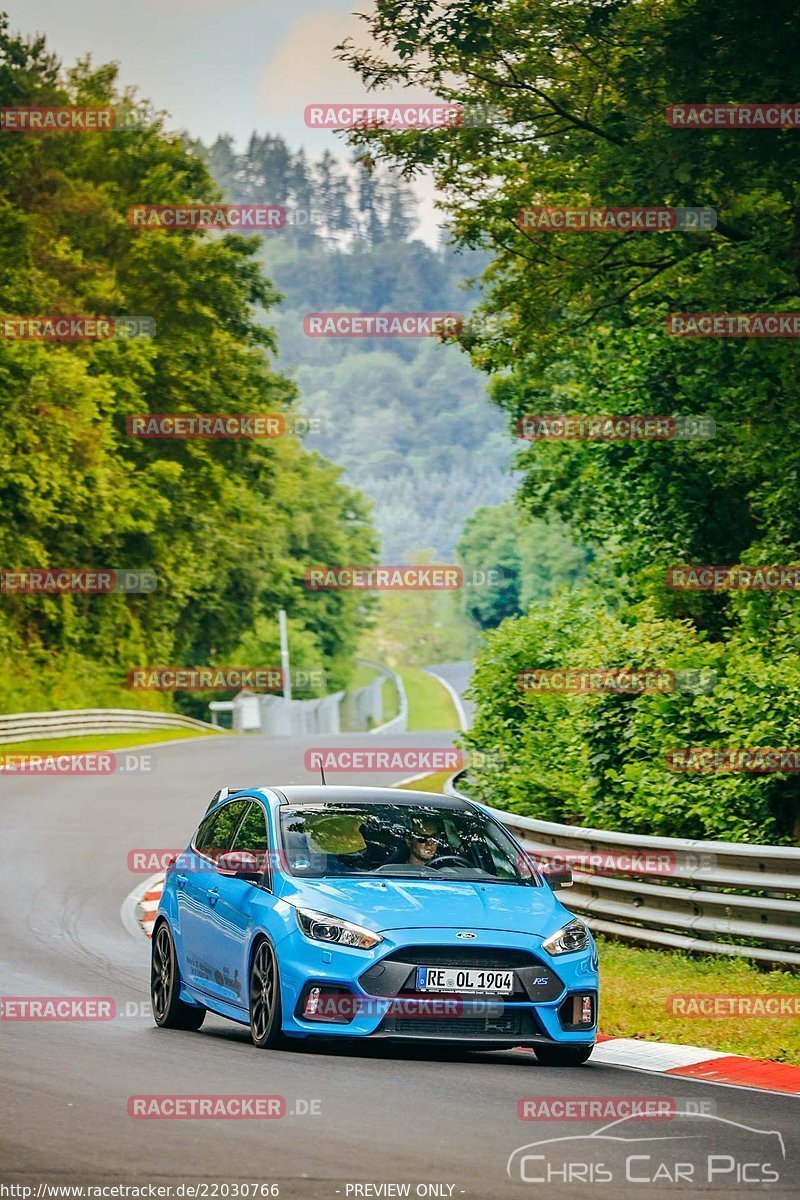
[390, 946, 535, 969]
[377, 1008, 542, 1039]
[360, 945, 566, 1004]
[393, 1016, 521, 1036]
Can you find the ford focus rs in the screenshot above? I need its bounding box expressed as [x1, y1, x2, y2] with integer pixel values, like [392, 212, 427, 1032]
[151, 785, 598, 1064]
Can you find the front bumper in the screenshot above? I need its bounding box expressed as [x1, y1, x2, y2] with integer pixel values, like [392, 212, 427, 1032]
[276, 924, 598, 1047]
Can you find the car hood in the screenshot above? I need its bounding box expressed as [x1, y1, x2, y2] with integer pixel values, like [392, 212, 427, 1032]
[279, 876, 567, 937]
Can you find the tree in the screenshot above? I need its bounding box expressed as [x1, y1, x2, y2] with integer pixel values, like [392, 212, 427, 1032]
[0, 18, 377, 712]
[457, 502, 591, 629]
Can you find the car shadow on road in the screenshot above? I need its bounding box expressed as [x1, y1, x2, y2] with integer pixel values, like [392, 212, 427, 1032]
[196, 1018, 545, 1067]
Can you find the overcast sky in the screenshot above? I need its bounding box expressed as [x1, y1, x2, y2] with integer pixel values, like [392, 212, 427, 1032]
[4, 0, 441, 238]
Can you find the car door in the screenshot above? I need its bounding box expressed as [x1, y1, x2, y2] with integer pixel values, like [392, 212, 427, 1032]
[177, 799, 250, 993]
[202, 798, 275, 1010]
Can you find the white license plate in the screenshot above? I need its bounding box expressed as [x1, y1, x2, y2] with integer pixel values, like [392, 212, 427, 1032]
[415, 966, 514, 994]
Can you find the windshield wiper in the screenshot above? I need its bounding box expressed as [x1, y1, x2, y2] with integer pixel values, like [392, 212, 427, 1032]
[373, 864, 439, 876]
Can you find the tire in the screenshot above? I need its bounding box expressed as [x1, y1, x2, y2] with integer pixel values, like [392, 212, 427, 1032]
[533, 1044, 594, 1067]
[249, 938, 284, 1049]
[151, 921, 206, 1031]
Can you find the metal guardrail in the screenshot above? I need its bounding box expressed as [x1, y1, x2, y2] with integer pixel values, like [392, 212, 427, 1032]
[446, 770, 800, 967]
[0, 708, 219, 744]
[359, 659, 408, 735]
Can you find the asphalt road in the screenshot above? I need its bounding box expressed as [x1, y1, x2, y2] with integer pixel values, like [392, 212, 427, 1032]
[425, 662, 474, 728]
[1, 725, 797, 1198]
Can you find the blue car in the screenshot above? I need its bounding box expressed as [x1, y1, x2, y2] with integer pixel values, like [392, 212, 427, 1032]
[151, 785, 598, 1065]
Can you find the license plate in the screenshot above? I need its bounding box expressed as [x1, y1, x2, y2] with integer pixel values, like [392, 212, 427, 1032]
[415, 966, 514, 995]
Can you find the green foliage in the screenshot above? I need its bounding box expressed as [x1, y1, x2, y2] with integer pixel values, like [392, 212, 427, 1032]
[195, 134, 512, 562]
[456, 501, 591, 628]
[0, 20, 377, 714]
[341, 0, 800, 842]
[462, 591, 800, 843]
[359, 553, 477, 670]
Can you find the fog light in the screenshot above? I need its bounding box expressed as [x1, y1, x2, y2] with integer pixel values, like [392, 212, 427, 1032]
[571, 994, 594, 1025]
[300, 985, 358, 1024]
[304, 986, 321, 1018]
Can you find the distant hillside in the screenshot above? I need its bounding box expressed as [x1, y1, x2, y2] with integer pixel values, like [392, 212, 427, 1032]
[198, 134, 514, 560]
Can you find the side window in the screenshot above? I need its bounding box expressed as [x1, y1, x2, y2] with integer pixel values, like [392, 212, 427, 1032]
[193, 799, 249, 861]
[231, 802, 271, 884]
[193, 812, 217, 854]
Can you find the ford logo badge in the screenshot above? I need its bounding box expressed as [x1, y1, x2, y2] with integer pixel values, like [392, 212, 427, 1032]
[456, 931, 477, 940]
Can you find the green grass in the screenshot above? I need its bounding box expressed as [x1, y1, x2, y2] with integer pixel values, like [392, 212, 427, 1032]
[350, 663, 379, 690]
[598, 936, 800, 1064]
[398, 667, 459, 731]
[0, 727, 225, 756]
[381, 675, 400, 723]
[395, 769, 452, 793]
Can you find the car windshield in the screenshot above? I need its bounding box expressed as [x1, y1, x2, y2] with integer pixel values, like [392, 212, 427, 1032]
[278, 801, 535, 882]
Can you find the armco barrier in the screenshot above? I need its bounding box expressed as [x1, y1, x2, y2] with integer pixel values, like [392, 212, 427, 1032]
[359, 659, 408, 735]
[211, 660, 408, 737]
[446, 770, 800, 967]
[0, 708, 219, 744]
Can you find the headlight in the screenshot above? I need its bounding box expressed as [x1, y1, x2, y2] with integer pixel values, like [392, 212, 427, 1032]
[295, 907, 383, 950]
[541, 918, 590, 956]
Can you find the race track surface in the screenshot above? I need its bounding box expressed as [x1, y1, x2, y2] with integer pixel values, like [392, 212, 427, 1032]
[1, 730, 797, 1198]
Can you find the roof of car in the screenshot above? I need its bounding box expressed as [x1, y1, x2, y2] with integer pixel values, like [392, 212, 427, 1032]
[268, 785, 471, 809]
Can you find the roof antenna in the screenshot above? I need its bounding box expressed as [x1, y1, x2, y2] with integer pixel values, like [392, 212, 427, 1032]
[316, 755, 326, 786]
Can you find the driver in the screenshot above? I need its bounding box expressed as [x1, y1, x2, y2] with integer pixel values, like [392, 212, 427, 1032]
[404, 816, 444, 867]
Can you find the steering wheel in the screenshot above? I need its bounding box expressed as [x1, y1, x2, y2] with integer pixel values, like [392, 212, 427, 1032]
[430, 854, 473, 870]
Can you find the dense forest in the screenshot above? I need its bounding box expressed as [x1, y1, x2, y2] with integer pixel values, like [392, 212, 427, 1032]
[340, 0, 800, 843]
[0, 21, 376, 713]
[196, 133, 515, 561]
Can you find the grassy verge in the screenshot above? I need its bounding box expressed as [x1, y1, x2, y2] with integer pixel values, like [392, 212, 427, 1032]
[395, 769, 452, 793]
[381, 676, 400, 723]
[350, 663, 379, 690]
[0, 727, 225, 756]
[348, 663, 400, 726]
[398, 667, 459, 731]
[598, 936, 800, 1063]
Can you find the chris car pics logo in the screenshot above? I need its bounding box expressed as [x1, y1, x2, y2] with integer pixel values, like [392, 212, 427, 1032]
[507, 1112, 785, 1186]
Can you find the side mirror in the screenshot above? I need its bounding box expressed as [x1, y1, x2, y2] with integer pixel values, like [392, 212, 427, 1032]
[216, 850, 262, 881]
[543, 866, 573, 889]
